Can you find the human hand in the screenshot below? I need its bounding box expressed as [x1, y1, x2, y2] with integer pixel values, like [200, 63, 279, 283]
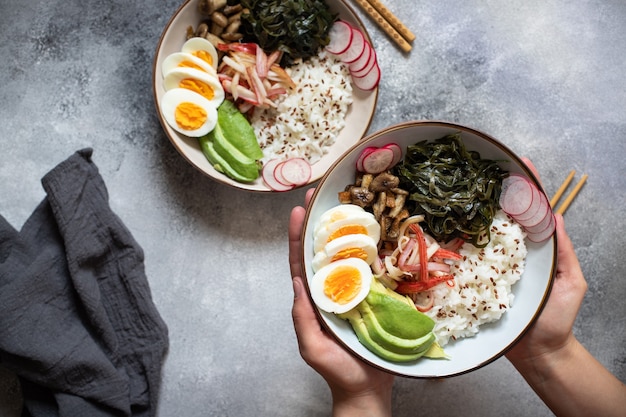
[506, 158, 588, 364]
[289, 188, 395, 417]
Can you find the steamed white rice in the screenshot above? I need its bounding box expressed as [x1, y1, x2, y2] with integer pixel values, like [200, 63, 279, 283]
[424, 211, 527, 346]
[249, 51, 353, 164]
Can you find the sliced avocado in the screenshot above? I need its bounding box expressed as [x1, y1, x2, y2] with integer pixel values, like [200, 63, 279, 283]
[209, 123, 260, 180]
[217, 100, 264, 160]
[422, 341, 450, 359]
[365, 290, 435, 340]
[360, 302, 436, 355]
[340, 309, 427, 363]
[198, 135, 258, 183]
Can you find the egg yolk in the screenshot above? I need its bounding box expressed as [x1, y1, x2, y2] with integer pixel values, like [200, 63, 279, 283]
[327, 225, 368, 243]
[175, 102, 207, 130]
[177, 60, 207, 72]
[324, 265, 362, 304]
[331, 247, 368, 263]
[191, 50, 214, 67]
[179, 78, 216, 101]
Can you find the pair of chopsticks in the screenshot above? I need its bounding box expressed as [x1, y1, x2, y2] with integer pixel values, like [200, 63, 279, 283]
[351, 0, 415, 53]
[550, 170, 588, 215]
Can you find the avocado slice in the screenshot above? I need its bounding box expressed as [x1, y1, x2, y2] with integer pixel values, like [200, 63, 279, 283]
[340, 309, 429, 363]
[208, 122, 260, 180]
[365, 288, 435, 340]
[359, 302, 436, 355]
[198, 135, 258, 183]
[216, 100, 263, 160]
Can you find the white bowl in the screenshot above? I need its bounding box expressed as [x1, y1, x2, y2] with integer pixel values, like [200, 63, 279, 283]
[152, 0, 378, 192]
[302, 120, 557, 378]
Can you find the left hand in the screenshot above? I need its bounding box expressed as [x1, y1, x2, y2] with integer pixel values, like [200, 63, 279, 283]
[289, 188, 394, 417]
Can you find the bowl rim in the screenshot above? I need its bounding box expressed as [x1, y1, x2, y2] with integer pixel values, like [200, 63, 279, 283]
[151, 0, 379, 192]
[300, 119, 557, 378]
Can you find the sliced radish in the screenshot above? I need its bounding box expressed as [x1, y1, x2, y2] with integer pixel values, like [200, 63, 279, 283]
[356, 146, 378, 172]
[361, 147, 394, 174]
[352, 61, 381, 91]
[500, 174, 556, 242]
[340, 27, 366, 64]
[526, 213, 556, 243]
[518, 194, 550, 228]
[348, 41, 372, 73]
[326, 20, 353, 55]
[279, 158, 312, 186]
[273, 161, 292, 186]
[263, 159, 294, 191]
[382, 143, 403, 167]
[524, 207, 553, 233]
[499, 176, 534, 216]
[351, 50, 377, 78]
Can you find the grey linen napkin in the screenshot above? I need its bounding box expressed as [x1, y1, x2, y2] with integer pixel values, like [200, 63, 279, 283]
[0, 149, 169, 417]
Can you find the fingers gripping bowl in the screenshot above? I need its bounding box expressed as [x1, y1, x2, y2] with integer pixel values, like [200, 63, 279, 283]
[152, 0, 378, 192]
[301, 121, 557, 377]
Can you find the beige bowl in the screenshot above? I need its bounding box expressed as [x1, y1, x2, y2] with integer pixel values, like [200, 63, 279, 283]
[152, 0, 378, 192]
[302, 120, 557, 377]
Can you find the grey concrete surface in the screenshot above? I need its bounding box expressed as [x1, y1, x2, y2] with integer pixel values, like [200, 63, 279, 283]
[1, 0, 625, 416]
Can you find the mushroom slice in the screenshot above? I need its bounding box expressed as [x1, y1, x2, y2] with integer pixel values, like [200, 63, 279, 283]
[350, 187, 375, 208]
[369, 172, 400, 192]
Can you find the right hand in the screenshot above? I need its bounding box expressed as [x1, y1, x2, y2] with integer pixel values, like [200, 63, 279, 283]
[506, 158, 588, 363]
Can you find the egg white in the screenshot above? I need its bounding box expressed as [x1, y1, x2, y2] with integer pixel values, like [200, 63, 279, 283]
[163, 67, 225, 108]
[162, 52, 217, 78]
[310, 257, 373, 314]
[312, 233, 378, 272]
[160, 88, 218, 137]
[181, 37, 219, 71]
[314, 212, 381, 253]
[314, 204, 368, 235]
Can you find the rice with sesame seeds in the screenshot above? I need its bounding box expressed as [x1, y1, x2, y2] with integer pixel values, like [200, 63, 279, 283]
[249, 50, 353, 164]
[423, 210, 528, 346]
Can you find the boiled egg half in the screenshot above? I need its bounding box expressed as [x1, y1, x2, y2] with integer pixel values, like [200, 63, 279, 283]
[314, 210, 380, 253]
[162, 51, 217, 78]
[181, 37, 219, 71]
[160, 88, 218, 137]
[312, 233, 378, 272]
[163, 67, 225, 108]
[310, 257, 373, 314]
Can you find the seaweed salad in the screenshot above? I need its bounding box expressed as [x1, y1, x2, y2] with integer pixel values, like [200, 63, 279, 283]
[393, 133, 507, 247]
[240, 0, 337, 66]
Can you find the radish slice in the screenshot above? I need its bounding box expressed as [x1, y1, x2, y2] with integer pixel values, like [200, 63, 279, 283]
[382, 143, 403, 167]
[280, 158, 312, 186]
[356, 146, 378, 172]
[518, 194, 550, 228]
[273, 161, 292, 186]
[340, 27, 366, 64]
[262, 159, 294, 191]
[361, 147, 394, 174]
[526, 213, 556, 243]
[326, 20, 353, 55]
[351, 50, 377, 78]
[352, 61, 381, 91]
[514, 184, 543, 223]
[524, 207, 553, 233]
[348, 41, 372, 73]
[499, 176, 534, 216]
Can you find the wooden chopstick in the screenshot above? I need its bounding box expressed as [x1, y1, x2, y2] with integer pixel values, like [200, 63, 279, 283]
[351, 0, 413, 53]
[550, 170, 576, 208]
[365, 0, 416, 43]
[554, 173, 588, 215]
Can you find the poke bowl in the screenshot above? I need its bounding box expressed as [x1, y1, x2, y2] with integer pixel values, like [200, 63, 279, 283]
[301, 120, 557, 377]
[152, 0, 379, 192]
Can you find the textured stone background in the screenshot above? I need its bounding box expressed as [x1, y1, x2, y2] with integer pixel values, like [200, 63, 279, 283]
[1, 0, 625, 416]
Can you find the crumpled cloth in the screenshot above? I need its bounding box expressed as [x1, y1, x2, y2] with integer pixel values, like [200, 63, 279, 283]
[0, 149, 169, 417]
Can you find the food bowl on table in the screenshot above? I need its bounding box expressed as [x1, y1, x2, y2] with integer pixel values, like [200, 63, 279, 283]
[152, 0, 378, 192]
[301, 120, 557, 378]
